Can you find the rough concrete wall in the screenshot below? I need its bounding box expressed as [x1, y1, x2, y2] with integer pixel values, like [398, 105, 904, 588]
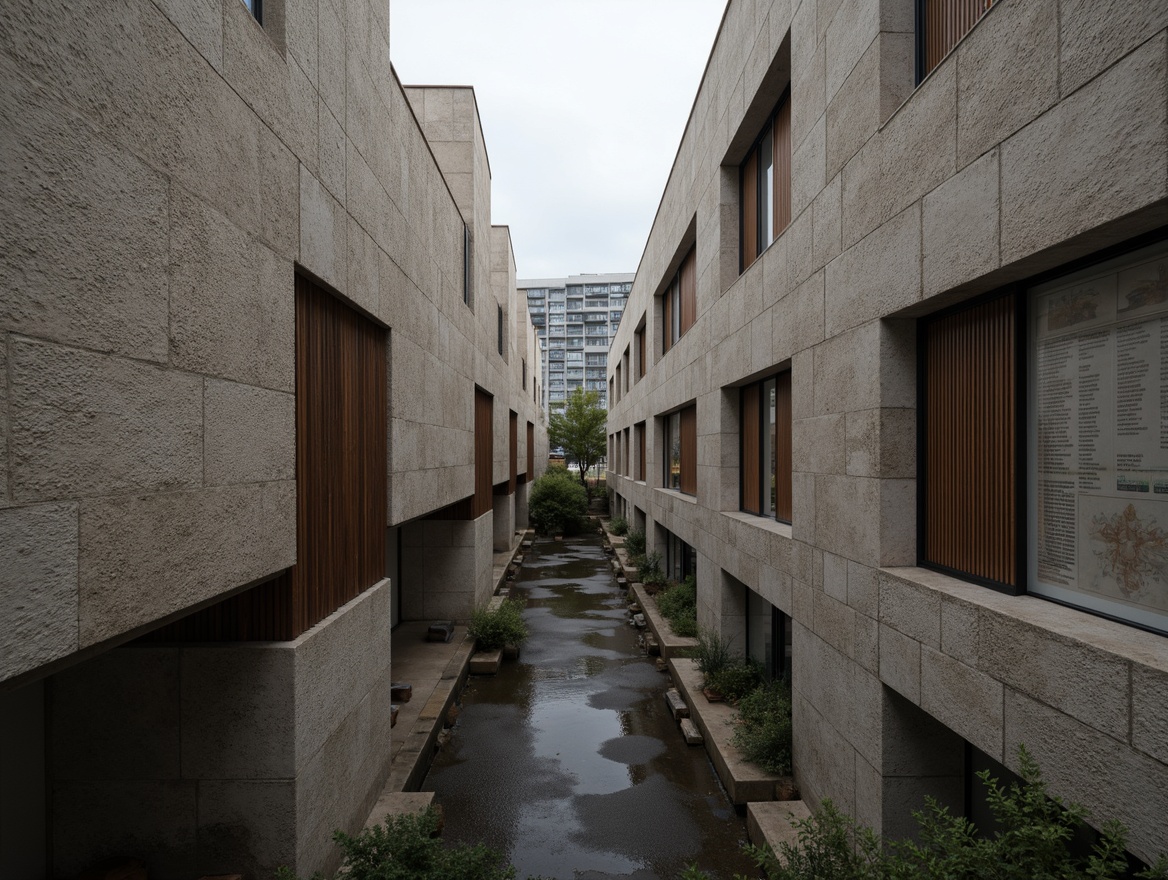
[45, 582, 392, 880]
[605, 0, 1168, 861]
[401, 515, 494, 621]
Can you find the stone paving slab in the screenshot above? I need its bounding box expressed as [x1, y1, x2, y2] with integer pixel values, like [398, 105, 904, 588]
[746, 800, 811, 852]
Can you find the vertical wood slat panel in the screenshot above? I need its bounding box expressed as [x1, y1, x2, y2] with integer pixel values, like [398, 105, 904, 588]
[474, 389, 493, 517]
[924, 293, 1015, 586]
[742, 384, 761, 514]
[680, 247, 697, 337]
[924, 0, 994, 78]
[775, 372, 793, 524]
[663, 284, 674, 353]
[526, 421, 534, 481]
[679, 405, 697, 496]
[508, 411, 517, 494]
[638, 327, 646, 377]
[624, 427, 631, 475]
[773, 97, 792, 235]
[638, 422, 646, 480]
[743, 153, 759, 268]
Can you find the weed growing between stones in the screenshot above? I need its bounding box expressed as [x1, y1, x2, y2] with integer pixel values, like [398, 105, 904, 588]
[731, 678, 792, 775]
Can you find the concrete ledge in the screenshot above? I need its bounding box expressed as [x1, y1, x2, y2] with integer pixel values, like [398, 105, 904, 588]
[746, 800, 811, 852]
[668, 656, 784, 805]
[632, 583, 698, 659]
[469, 649, 502, 674]
[363, 791, 436, 830]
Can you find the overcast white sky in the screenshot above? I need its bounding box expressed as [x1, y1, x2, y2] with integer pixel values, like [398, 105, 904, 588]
[389, 1, 727, 281]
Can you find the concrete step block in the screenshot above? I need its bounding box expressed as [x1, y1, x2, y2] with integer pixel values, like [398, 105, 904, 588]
[680, 717, 704, 745]
[665, 688, 689, 720]
[390, 682, 413, 702]
[469, 648, 502, 675]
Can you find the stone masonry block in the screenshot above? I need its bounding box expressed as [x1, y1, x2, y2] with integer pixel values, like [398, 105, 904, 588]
[1058, 0, 1168, 96]
[826, 37, 880, 179]
[0, 338, 7, 508]
[1132, 663, 1168, 765]
[811, 173, 842, 269]
[844, 407, 915, 479]
[939, 599, 979, 667]
[1000, 34, 1167, 266]
[822, 552, 848, 603]
[879, 572, 941, 648]
[814, 589, 855, 659]
[78, 481, 295, 646]
[50, 647, 180, 780]
[204, 379, 295, 486]
[169, 190, 294, 391]
[0, 502, 78, 682]
[791, 115, 825, 220]
[920, 645, 1003, 761]
[299, 166, 347, 293]
[0, 62, 170, 363]
[180, 644, 296, 780]
[922, 148, 1000, 300]
[773, 269, 825, 363]
[847, 560, 879, 618]
[11, 339, 202, 502]
[152, 0, 222, 72]
[815, 473, 878, 563]
[956, 0, 1058, 169]
[793, 413, 844, 475]
[878, 623, 920, 702]
[824, 0, 878, 102]
[197, 780, 297, 880]
[979, 611, 1129, 741]
[854, 611, 879, 674]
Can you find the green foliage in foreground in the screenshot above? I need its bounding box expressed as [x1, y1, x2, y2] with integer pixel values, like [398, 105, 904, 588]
[469, 597, 529, 651]
[656, 576, 697, 637]
[624, 527, 646, 557]
[528, 467, 588, 535]
[683, 746, 1168, 880]
[608, 516, 628, 536]
[274, 805, 549, 880]
[731, 677, 792, 775]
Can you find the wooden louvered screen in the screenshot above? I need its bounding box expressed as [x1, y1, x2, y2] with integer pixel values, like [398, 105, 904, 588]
[679, 248, 697, 338]
[526, 421, 534, 481]
[742, 383, 761, 514]
[624, 428, 631, 475]
[474, 388, 493, 517]
[679, 405, 697, 496]
[637, 325, 646, 377]
[920, 0, 995, 80]
[663, 286, 674, 354]
[773, 97, 792, 235]
[638, 422, 646, 480]
[508, 411, 518, 494]
[743, 151, 759, 268]
[923, 293, 1016, 587]
[775, 371, 792, 524]
[146, 276, 387, 642]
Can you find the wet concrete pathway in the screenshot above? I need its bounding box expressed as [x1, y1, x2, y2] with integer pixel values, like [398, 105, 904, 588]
[423, 534, 756, 879]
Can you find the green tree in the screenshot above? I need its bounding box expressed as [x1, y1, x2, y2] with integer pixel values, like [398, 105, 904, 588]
[548, 387, 607, 499]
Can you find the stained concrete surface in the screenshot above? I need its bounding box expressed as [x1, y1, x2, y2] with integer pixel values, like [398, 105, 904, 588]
[424, 534, 756, 879]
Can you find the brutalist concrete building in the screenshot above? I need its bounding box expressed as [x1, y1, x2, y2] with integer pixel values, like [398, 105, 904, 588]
[0, 1, 545, 877]
[608, 0, 1167, 865]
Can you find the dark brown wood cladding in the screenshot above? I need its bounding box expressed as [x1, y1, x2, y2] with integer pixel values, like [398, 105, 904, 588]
[742, 151, 759, 268]
[508, 411, 518, 494]
[637, 325, 646, 377]
[147, 275, 388, 642]
[742, 383, 761, 514]
[526, 421, 535, 480]
[775, 371, 792, 524]
[637, 421, 646, 480]
[923, 293, 1015, 587]
[773, 98, 792, 235]
[922, 0, 994, 78]
[680, 248, 697, 338]
[663, 286, 674, 354]
[474, 388, 493, 517]
[680, 405, 697, 496]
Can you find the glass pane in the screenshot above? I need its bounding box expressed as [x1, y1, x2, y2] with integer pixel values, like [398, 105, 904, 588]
[668, 413, 681, 489]
[763, 377, 777, 516]
[758, 127, 774, 249]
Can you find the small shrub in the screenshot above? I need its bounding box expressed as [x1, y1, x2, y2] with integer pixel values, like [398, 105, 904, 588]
[732, 678, 793, 775]
[707, 657, 763, 702]
[624, 527, 646, 557]
[693, 627, 735, 681]
[609, 516, 628, 536]
[528, 469, 587, 535]
[656, 576, 698, 637]
[638, 550, 667, 587]
[469, 597, 528, 651]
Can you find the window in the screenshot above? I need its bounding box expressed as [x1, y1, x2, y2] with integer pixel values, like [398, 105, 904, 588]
[636, 420, 646, 480]
[741, 372, 792, 523]
[746, 588, 792, 681]
[474, 389, 493, 517]
[624, 427, 631, 475]
[664, 531, 696, 582]
[922, 236, 1168, 636]
[741, 92, 791, 272]
[635, 320, 647, 379]
[241, 0, 262, 23]
[463, 224, 471, 306]
[623, 346, 630, 393]
[917, 0, 997, 83]
[497, 305, 504, 355]
[663, 247, 697, 353]
[664, 405, 697, 495]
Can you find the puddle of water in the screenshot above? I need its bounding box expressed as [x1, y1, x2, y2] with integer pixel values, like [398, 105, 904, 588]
[424, 533, 756, 880]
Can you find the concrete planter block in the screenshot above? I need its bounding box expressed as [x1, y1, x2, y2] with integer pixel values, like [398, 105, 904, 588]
[666, 688, 689, 720]
[502, 644, 521, 660]
[680, 718, 704, 746]
[469, 649, 502, 675]
[390, 683, 412, 703]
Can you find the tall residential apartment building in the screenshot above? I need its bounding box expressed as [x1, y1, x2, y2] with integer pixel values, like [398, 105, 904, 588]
[519, 273, 634, 413]
[608, 0, 1167, 867]
[0, 2, 545, 878]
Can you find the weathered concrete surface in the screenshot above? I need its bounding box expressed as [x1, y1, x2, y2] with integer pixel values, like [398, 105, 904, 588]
[747, 800, 812, 852]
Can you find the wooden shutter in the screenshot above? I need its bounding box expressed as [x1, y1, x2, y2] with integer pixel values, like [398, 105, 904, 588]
[474, 389, 493, 517]
[638, 422, 646, 480]
[680, 248, 697, 337]
[526, 421, 534, 479]
[774, 97, 792, 235]
[775, 371, 792, 523]
[663, 287, 674, 353]
[743, 151, 759, 268]
[742, 384, 761, 514]
[680, 405, 697, 496]
[508, 411, 518, 494]
[637, 326, 646, 377]
[922, 0, 994, 79]
[923, 293, 1015, 586]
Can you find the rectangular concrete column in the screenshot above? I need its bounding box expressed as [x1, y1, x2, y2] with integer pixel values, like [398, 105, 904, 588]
[492, 493, 514, 551]
[402, 514, 494, 621]
[515, 482, 529, 529]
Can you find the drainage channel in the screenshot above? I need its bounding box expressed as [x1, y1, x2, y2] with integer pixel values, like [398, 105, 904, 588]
[423, 532, 757, 879]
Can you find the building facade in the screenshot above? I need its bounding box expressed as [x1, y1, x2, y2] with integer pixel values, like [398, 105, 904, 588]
[520, 273, 633, 413]
[0, 1, 545, 878]
[608, 0, 1167, 866]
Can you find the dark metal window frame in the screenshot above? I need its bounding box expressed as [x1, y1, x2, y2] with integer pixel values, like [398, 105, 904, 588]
[738, 87, 791, 275]
[738, 371, 792, 525]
